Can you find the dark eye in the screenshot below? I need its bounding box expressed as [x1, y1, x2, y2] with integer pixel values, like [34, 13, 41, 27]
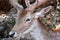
[26, 19, 30, 21]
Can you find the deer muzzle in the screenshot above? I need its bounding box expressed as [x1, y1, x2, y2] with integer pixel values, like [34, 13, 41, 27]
[9, 31, 18, 38]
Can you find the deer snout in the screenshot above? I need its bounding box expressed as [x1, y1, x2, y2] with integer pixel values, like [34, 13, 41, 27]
[9, 31, 18, 38]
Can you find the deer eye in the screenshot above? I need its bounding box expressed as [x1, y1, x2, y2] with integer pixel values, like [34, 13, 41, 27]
[26, 19, 30, 21]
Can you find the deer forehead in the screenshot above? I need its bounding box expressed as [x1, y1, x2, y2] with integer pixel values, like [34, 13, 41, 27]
[21, 13, 33, 21]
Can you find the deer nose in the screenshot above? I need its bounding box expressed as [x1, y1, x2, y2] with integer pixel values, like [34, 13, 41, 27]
[9, 31, 18, 38]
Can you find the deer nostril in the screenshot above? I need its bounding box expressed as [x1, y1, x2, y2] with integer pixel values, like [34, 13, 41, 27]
[9, 32, 15, 37]
[9, 31, 18, 38]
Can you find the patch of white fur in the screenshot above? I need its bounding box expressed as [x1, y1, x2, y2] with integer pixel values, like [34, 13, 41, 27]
[34, 12, 44, 18]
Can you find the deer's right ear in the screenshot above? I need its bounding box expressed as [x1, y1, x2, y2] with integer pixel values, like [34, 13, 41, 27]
[34, 6, 53, 18]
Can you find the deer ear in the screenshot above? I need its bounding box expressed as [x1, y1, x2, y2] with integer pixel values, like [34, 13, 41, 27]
[34, 6, 52, 18]
[41, 6, 52, 14]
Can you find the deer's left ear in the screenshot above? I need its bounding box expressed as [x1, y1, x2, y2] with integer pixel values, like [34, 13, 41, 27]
[34, 6, 53, 18]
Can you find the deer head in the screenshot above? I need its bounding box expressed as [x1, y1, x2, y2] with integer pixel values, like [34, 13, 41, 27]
[9, 0, 52, 39]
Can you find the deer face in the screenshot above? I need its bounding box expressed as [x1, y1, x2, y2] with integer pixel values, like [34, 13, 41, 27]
[9, 11, 35, 38]
[9, 0, 52, 38]
[12, 12, 33, 32]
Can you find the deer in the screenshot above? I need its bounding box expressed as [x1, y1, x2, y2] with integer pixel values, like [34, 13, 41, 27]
[8, 0, 58, 40]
